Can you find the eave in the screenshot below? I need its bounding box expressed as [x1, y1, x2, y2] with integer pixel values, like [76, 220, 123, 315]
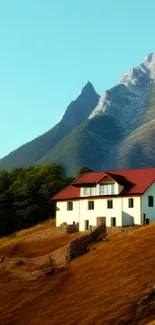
[52, 193, 143, 201]
[72, 182, 96, 187]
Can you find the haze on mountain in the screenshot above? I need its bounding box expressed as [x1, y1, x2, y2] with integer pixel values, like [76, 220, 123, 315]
[1, 53, 155, 175]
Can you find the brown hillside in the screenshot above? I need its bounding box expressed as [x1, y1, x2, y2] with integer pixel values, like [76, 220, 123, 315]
[0, 223, 155, 324]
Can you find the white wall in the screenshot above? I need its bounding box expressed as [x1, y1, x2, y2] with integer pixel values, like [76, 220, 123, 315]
[56, 201, 80, 227]
[78, 198, 123, 230]
[142, 181, 155, 223]
[122, 197, 141, 225]
[56, 198, 122, 231]
[56, 195, 142, 230]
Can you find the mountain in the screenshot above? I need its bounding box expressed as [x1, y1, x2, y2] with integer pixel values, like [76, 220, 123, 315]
[0, 81, 100, 170]
[103, 53, 155, 170]
[37, 114, 124, 175]
[1, 53, 155, 174]
[37, 52, 155, 175]
[89, 55, 151, 131]
[60, 81, 100, 128]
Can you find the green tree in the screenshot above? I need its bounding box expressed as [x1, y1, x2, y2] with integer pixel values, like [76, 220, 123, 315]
[78, 166, 93, 176]
[0, 164, 72, 237]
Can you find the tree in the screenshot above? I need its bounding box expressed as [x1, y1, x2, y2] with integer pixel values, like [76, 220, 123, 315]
[78, 166, 93, 176]
[0, 163, 72, 237]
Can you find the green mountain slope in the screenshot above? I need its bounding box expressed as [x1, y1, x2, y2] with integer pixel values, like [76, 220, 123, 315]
[0, 82, 99, 170]
[37, 115, 124, 176]
[0, 122, 71, 170]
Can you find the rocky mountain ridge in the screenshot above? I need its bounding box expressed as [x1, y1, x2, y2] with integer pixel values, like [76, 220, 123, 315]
[1, 53, 155, 174]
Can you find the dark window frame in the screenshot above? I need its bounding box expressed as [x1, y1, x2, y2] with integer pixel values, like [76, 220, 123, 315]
[128, 198, 134, 208]
[148, 195, 154, 207]
[88, 201, 94, 210]
[67, 201, 73, 211]
[107, 200, 113, 209]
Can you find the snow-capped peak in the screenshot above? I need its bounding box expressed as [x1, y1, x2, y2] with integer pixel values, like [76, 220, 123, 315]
[89, 53, 155, 126]
[142, 52, 155, 67]
[118, 68, 138, 87]
[141, 52, 155, 80]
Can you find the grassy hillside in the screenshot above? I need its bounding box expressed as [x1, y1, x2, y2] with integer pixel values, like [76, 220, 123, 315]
[0, 222, 155, 324]
[37, 115, 124, 175]
[0, 218, 56, 248]
[0, 122, 71, 170]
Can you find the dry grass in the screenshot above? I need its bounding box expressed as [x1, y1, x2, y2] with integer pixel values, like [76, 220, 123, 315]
[0, 218, 56, 248]
[1, 223, 155, 324]
[0, 232, 84, 260]
[16, 218, 56, 236]
[0, 219, 86, 283]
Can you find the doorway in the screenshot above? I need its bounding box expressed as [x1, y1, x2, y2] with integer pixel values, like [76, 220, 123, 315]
[85, 220, 89, 230]
[111, 217, 116, 227]
[97, 217, 106, 226]
[145, 218, 150, 225]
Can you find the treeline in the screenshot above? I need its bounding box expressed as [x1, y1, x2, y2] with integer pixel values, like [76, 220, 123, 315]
[0, 164, 93, 237]
[0, 164, 74, 237]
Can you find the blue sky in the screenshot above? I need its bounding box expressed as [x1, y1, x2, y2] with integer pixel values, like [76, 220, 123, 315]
[0, 0, 155, 158]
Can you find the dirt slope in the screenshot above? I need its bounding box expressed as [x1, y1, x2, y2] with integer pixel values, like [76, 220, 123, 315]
[1, 223, 155, 324]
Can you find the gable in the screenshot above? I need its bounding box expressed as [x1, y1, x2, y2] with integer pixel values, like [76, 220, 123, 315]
[142, 180, 155, 195]
[99, 175, 115, 184]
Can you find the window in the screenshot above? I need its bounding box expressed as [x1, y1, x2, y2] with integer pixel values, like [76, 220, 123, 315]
[67, 201, 73, 211]
[83, 187, 90, 196]
[83, 187, 96, 196]
[111, 217, 116, 226]
[100, 183, 115, 195]
[148, 196, 154, 207]
[128, 198, 134, 208]
[88, 201, 94, 210]
[107, 200, 113, 209]
[91, 187, 97, 196]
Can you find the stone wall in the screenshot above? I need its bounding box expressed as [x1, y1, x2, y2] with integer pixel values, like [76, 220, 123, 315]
[51, 245, 69, 268]
[50, 225, 67, 236]
[60, 223, 79, 234]
[50, 224, 106, 268]
[50, 225, 143, 269]
[66, 224, 79, 234]
[67, 223, 106, 261]
[106, 225, 141, 237]
[106, 226, 141, 239]
[50, 225, 142, 269]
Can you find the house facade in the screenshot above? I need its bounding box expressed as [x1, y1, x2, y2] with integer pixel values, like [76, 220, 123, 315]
[52, 168, 155, 231]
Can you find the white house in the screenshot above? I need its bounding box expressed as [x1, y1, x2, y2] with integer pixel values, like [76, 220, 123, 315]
[52, 168, 155, 231]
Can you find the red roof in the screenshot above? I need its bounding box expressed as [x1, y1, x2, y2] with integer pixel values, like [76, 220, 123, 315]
[52, 184, 80, 200]
[72, 171, 104, 185]
[51, 168, 155, 200]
